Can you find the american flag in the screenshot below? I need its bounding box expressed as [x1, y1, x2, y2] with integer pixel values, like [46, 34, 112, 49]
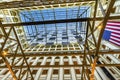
[102, 21, 120, 46]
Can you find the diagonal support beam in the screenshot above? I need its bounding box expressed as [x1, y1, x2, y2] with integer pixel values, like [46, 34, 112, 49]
[12, 27, 34, 80]
[90, 0, 115, 80]
[0, 24, 17, 79]
[95, 0, 115, 57]
[81, 20, 89, 79]
[98, 0, 105, 16]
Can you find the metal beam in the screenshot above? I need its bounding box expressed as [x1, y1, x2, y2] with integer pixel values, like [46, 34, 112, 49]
[12, 27, 34, 80]
[0, 0, 95, 9]
[90, 0, 115, 79]
[0, 25, 17, 79]
[89, 0, 98, 47]
[53, 8, 57, 44]
[87, 21, 97, 46]
[81, 20, 89, 79]
[4, 49, 120, 57]
[0, 64, 120, 68]
[95, 0, 115, 56]
[2, 16, 120, 27]
[0, 34, 16, 41]
[98, 0, 105, 16]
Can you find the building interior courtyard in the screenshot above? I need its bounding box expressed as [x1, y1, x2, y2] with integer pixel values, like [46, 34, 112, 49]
[0, 0, 120, 80]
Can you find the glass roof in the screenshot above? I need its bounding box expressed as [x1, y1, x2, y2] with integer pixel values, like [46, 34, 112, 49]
[20, 6, 90, 22]
[19, 6, 90, 46]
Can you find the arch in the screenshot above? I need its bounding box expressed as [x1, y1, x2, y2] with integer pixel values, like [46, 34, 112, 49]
[72, 55, 76, 59]
[63, 56, 68, 59]
[55, 56, 60, 59]
[47, 56, 52, 59]
[39, 57, 44, 59]
[63, 56, 69, 65]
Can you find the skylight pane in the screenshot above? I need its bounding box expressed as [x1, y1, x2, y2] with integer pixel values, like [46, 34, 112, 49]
[19, 6, 90, 46]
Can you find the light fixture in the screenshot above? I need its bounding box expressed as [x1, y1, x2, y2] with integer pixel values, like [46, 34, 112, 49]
[2, 51, 7, 55]
[98, 25, 102, 29]
[2, 49, 8, 56]
[91, 63, 93, 67]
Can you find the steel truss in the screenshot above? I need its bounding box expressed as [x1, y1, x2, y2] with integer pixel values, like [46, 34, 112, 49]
[1, 16, 120, 27]
[0, 0, 120, 80]
[0, 0, 95, 9]
[0, 25, 34, 79]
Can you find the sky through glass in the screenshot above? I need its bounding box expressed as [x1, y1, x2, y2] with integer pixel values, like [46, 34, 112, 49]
[19, 6, 90, 46]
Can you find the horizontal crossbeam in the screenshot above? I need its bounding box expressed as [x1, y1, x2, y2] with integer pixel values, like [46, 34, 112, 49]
[2, 16, 120, 27]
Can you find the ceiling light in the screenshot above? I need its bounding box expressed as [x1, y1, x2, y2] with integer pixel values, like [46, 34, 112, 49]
[98, 25, 102, 29]
[2, 51, 8, 55]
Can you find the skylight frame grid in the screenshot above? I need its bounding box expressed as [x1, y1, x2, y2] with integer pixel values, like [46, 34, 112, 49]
[19, 6, 90, 23]
[19, 6, 90, 46]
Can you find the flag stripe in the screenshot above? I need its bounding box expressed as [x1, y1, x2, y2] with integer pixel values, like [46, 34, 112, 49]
[112, 32, 120, 35]
[106, 27, 120, 31]
[110, 36, 120, 42]
[111, 33, 120, 38]
[106, 24, 120, 27]
[109, 39, 120, 46]
[109, 39, 120, 45]
[110, 42, 120, 46]
[106, 25, 120, 29]
[105, 29, 120, 33]
[107, 23, 120, 26]
[108, 20, 120, 24]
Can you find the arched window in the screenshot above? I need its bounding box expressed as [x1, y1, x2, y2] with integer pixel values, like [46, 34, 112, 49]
[46, 57, 52, 65]
[54, 56, 60, 65]
[64, 56, 69, 65]
[72, 56, 78, 65]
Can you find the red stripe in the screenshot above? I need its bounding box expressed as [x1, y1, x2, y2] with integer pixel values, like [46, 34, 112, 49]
[105, 27, 120, 32]
[112, 32, 120, 35]
[108, 20, 120, 24]
[111, 35, 120, 39]
[110, 41, 120, 46]
[106, 24, 120, 27]
[110, 39, 120, 46]
[110, 38, 120, 43]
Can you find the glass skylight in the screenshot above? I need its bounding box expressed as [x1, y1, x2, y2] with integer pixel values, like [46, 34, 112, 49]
[19, 6, 90, 46]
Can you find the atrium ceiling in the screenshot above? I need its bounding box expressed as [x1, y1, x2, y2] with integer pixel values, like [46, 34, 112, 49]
[0, 0, 120, 80]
